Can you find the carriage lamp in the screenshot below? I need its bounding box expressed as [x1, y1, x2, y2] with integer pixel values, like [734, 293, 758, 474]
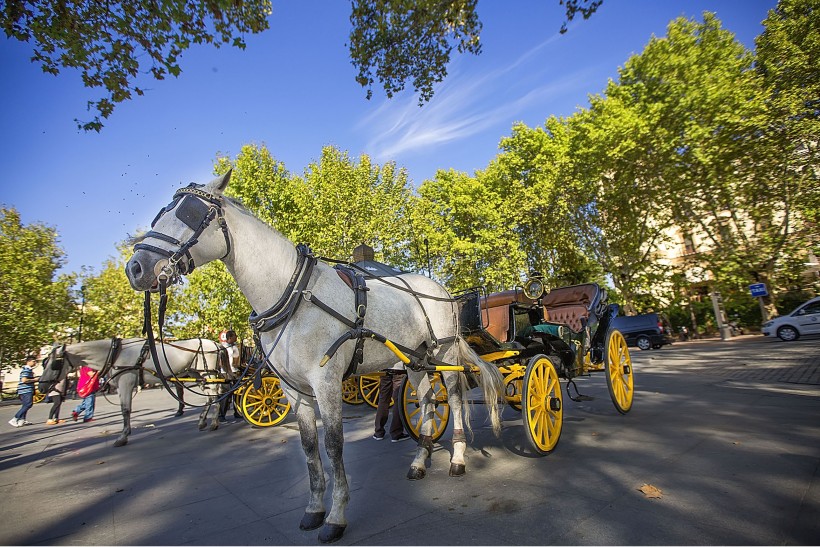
[523, 276, 545, 300]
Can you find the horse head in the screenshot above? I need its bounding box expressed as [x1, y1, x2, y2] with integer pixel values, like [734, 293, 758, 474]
[126, 171, 232, 292]
[38, 344, 67, 394]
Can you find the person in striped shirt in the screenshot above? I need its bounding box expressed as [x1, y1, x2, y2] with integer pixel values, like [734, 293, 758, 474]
[9, 355, 38, 427]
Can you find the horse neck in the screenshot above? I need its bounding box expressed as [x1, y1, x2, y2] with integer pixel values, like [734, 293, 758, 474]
[221, 204, 298, 312]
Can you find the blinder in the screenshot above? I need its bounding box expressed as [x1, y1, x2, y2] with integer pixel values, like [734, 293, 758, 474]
[175, 195, 211, 231]
[49, 344, 66, 371]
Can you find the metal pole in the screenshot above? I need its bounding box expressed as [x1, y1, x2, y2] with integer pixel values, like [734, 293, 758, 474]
[757, 296, 769, 323]
[78, 285, 86, 343]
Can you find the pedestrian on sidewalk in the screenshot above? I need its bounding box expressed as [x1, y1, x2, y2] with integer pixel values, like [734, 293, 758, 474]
[72, 366, 100, 423]
[373, 363, 410, 443]
[9, 355, 38, 427]
[46, 377, 69, 425]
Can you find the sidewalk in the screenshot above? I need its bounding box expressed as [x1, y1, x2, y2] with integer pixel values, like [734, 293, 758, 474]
[1, 336, 818, 545]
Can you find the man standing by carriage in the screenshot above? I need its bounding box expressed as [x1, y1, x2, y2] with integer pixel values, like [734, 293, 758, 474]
[218, 330, 242, 422]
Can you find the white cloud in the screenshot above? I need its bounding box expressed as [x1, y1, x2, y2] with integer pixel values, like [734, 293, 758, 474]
[358, 34, 594, 163]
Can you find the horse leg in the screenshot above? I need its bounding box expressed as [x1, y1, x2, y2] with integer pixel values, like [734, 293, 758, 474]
[406, 370, 435, 480]
[443, 372, 468, 477]
[209, 391, 221, 431]
[198, 401, 209, 431]
[292, 399, 328, 534]
[314, 388, 349, 544]
[174, 384, 184, 417]
[114, 373, 137, 447]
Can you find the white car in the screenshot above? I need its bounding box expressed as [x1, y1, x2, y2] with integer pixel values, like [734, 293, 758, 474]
[761, 296, 820, 341]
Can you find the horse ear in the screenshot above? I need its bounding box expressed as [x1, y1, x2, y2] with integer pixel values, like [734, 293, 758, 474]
[206, 170, 232, 193]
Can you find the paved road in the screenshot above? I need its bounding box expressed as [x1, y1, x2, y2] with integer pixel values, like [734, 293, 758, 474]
[1, 335, 818, 545]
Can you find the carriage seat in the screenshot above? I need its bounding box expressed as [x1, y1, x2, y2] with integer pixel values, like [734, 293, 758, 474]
[481, 290, 530, 343]
[541, 284, 600, 333]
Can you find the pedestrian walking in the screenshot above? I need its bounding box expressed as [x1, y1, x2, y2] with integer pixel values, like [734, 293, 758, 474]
[72, 366, 100, 423]
[9, 355, 38, 427]
[46, 377, 69, 425]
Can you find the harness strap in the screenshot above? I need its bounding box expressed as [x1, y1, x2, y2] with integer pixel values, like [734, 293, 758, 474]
[249, 244, 316, 332]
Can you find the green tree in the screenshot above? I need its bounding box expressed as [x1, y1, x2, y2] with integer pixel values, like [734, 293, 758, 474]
[755, 0, 820, 288]
[620, 12, 811, 312]
[221, 144, 415, 265]
[2, 0, 271, 131]
[77, 242, 150, 340]
[349, 0, 603, 105]
[292, 146, 414, 266]
[494, 119, 605, 291]
[412, 168, 526, 292]
[0, 207, 74, 368]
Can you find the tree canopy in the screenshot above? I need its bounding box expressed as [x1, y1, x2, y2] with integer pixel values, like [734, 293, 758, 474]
[3, 0, 603, 131]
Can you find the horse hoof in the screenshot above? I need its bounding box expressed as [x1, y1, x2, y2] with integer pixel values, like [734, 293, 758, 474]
[318, 523, 346, 544]
[174, 410, 183, 417]
[406, 466, 426, 480]
[209, 422, 219, 432]
[449, 463, 466, 477]
[299, 511, 326, 531]
[113, 438, 128, 447]
[198, 421, 207, 431]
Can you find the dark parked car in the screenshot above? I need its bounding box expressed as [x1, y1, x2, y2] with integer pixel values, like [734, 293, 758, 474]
[612, 313, 674, 350]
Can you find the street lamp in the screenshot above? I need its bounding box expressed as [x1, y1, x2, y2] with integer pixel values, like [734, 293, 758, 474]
[78, 285, 86, 343]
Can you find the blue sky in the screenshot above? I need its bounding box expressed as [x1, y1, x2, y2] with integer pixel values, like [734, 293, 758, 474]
[0, 0, 776, 276]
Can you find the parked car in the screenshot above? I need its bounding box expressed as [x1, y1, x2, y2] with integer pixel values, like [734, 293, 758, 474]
[761, 296, 820, 341]
[611, 313, 674, 350]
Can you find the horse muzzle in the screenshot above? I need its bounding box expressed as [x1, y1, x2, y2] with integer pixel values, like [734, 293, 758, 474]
[126, 251, 170, 292]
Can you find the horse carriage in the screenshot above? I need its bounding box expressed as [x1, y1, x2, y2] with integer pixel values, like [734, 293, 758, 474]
[167, 342, 291, 428]
[125, 171, 635, 543]
[394, 277, 634, 453]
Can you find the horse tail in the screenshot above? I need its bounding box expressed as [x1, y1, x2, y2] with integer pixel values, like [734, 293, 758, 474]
[457, 336, 504, 436]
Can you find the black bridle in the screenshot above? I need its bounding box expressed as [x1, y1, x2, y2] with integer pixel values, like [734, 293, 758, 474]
[134, 183, 232, 282]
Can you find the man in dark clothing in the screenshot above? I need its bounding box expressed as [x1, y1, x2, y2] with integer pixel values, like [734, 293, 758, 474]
[373, 364, 409, 442]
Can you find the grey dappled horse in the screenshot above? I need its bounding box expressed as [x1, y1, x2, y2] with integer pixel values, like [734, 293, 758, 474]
[38, 337, 226, 446]
[125, 171, 504, 543]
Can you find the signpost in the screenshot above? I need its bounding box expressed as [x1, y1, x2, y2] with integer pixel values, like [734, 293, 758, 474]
[749, 283, 769, 322]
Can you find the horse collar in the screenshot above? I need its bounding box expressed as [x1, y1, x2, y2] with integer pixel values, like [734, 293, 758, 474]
[249, 243, 316, 333]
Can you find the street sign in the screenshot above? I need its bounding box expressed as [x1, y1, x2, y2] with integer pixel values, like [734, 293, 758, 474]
[749, 283, 768, 298]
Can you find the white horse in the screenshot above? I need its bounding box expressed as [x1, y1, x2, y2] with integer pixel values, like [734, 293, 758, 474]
[125, 171, 504, 543]
[38, 337, 227, 446]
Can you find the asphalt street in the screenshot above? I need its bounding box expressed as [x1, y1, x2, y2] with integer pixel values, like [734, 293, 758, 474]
[1, 335, 818, 546]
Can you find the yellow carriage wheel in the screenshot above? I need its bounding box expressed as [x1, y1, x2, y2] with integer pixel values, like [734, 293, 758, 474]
[605, 329, 634, 414]
[342, 377, 364, 405]
[522, 354, 563, 455]
[359, 373, 389, 409]
[501, 366, 524, 412]
[241, 375, 291, 427]
[33, 390, 46, 404]
[399, 373, 449, 443]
